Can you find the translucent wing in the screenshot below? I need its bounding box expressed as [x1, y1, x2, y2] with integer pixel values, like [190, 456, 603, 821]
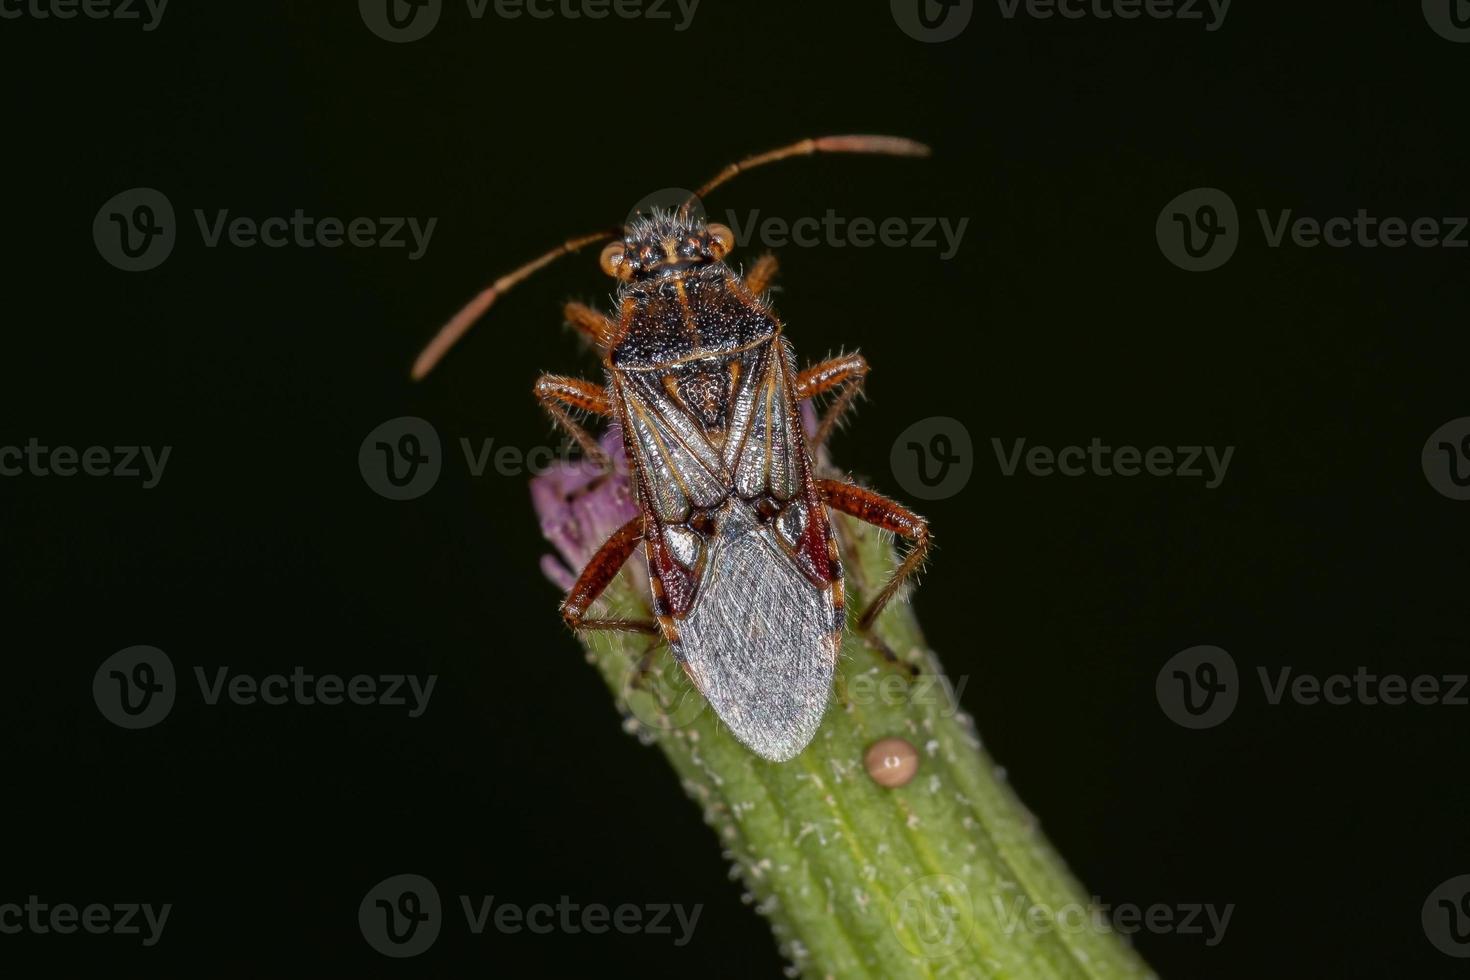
[617, 371, 729, 522]
[675, 501, 839, 762]
[728, 340, 802, 501]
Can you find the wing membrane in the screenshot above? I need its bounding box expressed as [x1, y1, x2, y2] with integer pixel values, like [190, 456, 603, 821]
[675, 501, 838, 761]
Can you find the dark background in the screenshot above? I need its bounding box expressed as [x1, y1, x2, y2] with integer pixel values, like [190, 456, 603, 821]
[3, 1, 1467, 976]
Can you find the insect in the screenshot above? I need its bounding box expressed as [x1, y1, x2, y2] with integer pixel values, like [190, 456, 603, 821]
[413, 136, 934, 762]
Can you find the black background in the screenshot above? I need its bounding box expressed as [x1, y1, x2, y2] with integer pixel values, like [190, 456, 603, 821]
[4, 1, 1468, 976]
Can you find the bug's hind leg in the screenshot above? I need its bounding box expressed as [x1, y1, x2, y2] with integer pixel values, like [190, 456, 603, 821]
[795, 353, 869, 451]
[816, 478, 931, 629]
[560, 517, 659, 634]
[534, 373, 614, 469]
[627, 644, 668, 692]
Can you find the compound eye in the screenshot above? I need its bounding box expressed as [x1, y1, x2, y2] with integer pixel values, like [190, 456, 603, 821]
[599, 241, 628, 279]
[706, 222, 734, 258]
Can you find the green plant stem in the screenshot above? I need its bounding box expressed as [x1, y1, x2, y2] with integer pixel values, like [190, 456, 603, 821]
[577, 509, 1157, 979]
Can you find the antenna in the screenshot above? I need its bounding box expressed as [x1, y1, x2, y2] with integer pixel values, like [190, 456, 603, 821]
[412, 135, 931, 379]
[410, 229, 619, 381]
[682, 134, 931, 217]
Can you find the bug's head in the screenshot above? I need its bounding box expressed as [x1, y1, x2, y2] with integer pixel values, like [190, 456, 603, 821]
[599, 210, 735, 283]
[411, 135, 929, 381]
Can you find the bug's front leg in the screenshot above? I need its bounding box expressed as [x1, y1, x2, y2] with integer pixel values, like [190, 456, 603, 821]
[816, 478, 932, 629]
[795, 353, 870, 451]
[560, 517, 659, 634]
[563, 301, 615, 347]
[533, 373, 613, 468]
[743, 253, 780, 295]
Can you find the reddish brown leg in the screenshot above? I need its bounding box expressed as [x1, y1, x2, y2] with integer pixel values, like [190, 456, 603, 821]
[794, 353, 870, 450]
[564, 301, 614, 346]
[533, 373, 612, 467]
[561, 517, 658, 634]
[817, 478, 932, 629]
[744, 254, 779, 295]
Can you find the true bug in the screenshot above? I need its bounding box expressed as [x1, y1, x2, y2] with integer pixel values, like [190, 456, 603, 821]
[413, 136, 935, 762]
